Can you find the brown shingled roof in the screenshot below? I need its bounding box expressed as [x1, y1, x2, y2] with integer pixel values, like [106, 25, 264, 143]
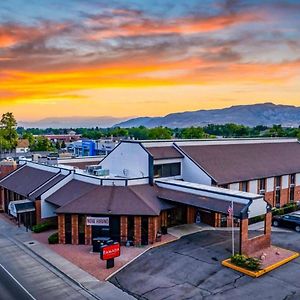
[178, 141, 300, 185]
[29, 174, 68, 200]
[56, 184, 173, 215]
[45, 179, 97, 207]
[146, 146, 183, 160]
[0, 166, 59, 197]
[157, 188, 246, 218]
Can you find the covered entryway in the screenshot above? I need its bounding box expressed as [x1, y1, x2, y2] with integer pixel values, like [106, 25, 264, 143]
[8, 199, 36, 229]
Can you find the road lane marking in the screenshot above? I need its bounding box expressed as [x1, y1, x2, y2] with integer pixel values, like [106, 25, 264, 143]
[0, 263, 36, 300]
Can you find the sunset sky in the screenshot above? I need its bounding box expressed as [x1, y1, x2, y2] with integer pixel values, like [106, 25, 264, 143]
[0, 0, 300, 121]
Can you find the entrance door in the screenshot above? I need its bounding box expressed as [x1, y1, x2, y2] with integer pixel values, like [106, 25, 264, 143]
[167, 205, 187, 227]
[65, 215, 72, 244]
[110, 216, 120, 242]
[141, 216, 148, 245]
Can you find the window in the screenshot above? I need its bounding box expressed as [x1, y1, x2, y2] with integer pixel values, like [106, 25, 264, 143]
[153, 163, 181, 178]
[275, 176, 281, 188]
[240, 181, 248, 192]
[275, 189, 281, 207]
[290, 186, 295, 202]
[259, 178, 266, 194]
[290, 174, 296, 186]
[220, 184, 229, 189]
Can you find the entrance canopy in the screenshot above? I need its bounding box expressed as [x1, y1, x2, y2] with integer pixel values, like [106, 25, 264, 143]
[156, 179, 268, 219]
[8, 199, 35, 217]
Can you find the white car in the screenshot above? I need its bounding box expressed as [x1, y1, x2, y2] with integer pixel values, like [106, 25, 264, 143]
[6, 156, 14, 161]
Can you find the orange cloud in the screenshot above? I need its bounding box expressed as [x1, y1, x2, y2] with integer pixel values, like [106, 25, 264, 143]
[86, 11, 261, 41]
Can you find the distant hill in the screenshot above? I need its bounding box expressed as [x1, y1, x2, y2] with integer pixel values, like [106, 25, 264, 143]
[19, 116, 129, 129]
[116, 103, 300, 128]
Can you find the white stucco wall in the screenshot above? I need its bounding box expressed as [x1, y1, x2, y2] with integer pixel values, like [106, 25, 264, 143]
[249, 180, 258, 194]
[266, 177, 274, 192]
[100, 143, 149, 178]
[282, 175, 289, 189]
[248, 198, 268, 218]
[296, 173, 300, 186]
[229, 183, 239, 191]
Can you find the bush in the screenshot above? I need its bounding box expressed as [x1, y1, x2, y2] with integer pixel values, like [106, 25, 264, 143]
[48, 232, 58, 244]
[231, 254, 261, 271]
[272, 202, 300, 216]
[32, 222, 54, 233]
[248, 215, 265, 225]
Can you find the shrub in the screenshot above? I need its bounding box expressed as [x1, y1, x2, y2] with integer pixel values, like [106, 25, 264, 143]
[32, 222, 54, 233]
[48, 232, 59, 244]
[231, 254, 261, 271]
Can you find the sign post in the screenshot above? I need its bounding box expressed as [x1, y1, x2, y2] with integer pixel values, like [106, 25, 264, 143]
[228, 201, 234, 256]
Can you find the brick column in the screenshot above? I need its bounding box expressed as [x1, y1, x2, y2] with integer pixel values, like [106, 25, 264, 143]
[120, 216, 128, 244]
[280, 188, 289, 206]
[239, 218, 249, 255]
[35, 200, 42, 225]
[264, 212, 272, 236]
[148, 216, 159, 244]
[187, 206, 196, 224]
[264, 191, 274, 207]
[58, 214, 65, 244]
[85, 221, 92, 245]
[0, 187, 4, 212]
[71, 215, 78, 245]
[214, 213, 221, 227]
[295, 186, 300, 201]
[134, 216, 141, 246]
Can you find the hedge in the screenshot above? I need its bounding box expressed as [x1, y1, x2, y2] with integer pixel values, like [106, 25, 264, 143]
[32, 222, 56, 233]
[231, 254, 261, 271]
[48, 232, 58, 244]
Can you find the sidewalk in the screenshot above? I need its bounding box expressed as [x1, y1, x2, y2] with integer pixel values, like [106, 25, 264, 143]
[0, 214, 135, 300]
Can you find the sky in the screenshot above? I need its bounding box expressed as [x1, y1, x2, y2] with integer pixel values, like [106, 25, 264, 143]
[0, 0, 300, 121]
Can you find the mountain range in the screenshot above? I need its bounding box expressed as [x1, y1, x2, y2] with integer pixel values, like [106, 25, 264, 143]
[116, 103, 300, 128]
[19, 103, 300, 128]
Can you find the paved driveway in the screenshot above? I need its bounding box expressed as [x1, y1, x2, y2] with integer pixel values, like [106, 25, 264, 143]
[110, 230, 300, 300]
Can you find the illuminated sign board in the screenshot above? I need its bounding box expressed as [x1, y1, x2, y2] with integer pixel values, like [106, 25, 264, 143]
[100, 243, 120, 260]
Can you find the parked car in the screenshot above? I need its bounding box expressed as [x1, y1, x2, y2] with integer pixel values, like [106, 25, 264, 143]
[5, 156, 14, 161]
[272, 213, 300, 232]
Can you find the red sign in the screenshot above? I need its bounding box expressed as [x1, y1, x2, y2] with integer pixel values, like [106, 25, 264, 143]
[101, 243, 120, 260]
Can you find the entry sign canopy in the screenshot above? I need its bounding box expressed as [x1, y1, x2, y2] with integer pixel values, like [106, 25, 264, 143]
[86, 216, 109, 226]
[100, 243, 120, 260]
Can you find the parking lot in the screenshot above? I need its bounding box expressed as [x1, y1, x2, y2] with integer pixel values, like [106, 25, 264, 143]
[110, 229, 300, 300]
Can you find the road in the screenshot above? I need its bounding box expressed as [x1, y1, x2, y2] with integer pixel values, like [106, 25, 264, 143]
[0, 234, 97, 300]
[0, 264, 35, 300]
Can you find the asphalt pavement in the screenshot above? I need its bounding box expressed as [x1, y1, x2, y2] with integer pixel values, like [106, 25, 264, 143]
[110, 229, 300, 300]
[0, 264, 35, 300]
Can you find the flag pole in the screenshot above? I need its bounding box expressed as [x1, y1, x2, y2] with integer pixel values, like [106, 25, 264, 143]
[231, 199, 235, 256]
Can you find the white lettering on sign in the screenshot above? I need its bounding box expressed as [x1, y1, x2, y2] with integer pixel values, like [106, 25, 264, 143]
[86, 216, 109, 226]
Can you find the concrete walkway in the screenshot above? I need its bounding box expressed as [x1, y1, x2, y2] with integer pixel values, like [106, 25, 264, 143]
[167, 223, 214, 238]
[0, 215, 135, 300]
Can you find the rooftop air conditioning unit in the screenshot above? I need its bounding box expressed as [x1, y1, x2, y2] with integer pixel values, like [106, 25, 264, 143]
[94, 169, 109, 176]
[87, 165, 102, 174]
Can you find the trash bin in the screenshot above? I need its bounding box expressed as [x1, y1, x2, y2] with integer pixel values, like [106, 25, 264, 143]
[92, 237, 111, 252]
[161, 226, 168, 235]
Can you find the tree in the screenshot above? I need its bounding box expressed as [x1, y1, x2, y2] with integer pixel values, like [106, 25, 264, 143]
[0, 112, 18, 151]
[55, 141, 61, 150]
[61, 140, 66, 149]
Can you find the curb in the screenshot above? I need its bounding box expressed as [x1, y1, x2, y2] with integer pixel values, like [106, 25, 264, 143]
[222, 250, 299, 278]
[9, 237, 104, 300]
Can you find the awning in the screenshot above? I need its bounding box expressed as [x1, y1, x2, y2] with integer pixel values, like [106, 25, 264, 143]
[8, 200, 35, 217]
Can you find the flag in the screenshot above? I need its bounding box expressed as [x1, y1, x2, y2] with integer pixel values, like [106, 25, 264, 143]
[228, 204, 233, 217]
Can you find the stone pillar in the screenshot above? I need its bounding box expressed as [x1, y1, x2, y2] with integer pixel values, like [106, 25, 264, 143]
[71, 215, 78, 245]
[120, 216, 128, 244]
[35, 200, 41, 225]
[134, 216, 141, 246]
[58, 214, 65, 244]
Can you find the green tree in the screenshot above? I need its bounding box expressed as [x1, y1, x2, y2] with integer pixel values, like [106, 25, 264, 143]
[148, 127, 172, 139]
[61, 140, 66, 149]
[55, 141, 61, 150]
[0, 112, 18, 151]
